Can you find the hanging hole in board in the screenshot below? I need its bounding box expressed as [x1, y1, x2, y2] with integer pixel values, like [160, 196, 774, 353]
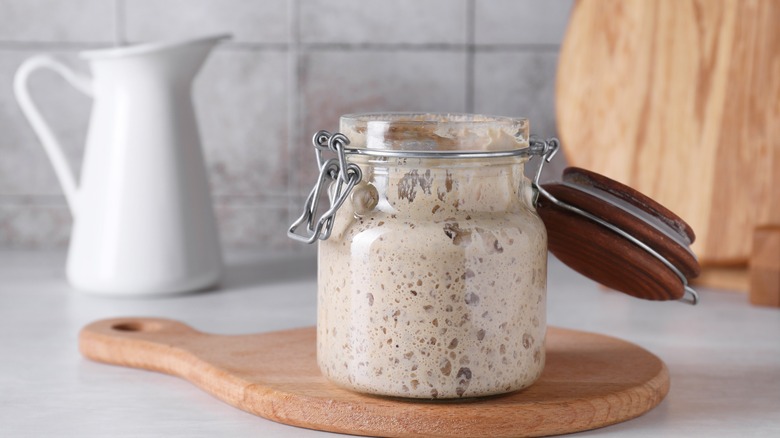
[111, 321, 160, 332]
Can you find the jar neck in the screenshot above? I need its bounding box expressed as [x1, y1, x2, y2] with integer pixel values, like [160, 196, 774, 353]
[349, 156, 535, 216]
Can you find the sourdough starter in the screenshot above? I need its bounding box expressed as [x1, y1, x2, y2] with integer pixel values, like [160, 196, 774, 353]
[317, 147, 548, 398]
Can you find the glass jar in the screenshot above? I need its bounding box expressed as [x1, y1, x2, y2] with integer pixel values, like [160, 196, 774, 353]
[294, 113, 550, 399]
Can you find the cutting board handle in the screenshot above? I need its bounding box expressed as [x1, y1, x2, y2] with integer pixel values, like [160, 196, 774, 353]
[79, 317, 202, 375]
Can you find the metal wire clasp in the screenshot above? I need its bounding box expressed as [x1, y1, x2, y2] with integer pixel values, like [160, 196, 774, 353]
[288, 131, 362, 244]
[529, 136, 560, 206]
[529, 137, 699, 305]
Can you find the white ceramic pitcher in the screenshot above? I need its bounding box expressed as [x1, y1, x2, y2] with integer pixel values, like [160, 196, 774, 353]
[14, 35, 230, 296]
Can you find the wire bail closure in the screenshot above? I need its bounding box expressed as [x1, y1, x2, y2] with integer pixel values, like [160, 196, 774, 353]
[288, 130, 362, 244]
[289, 131, 548, 244]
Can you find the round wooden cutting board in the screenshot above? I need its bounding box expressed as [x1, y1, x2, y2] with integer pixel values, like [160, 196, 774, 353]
[80, 318, 669, 438]
[557, 0, 780, 267]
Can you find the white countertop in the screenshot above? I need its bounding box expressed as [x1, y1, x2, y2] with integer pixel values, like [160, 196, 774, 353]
[1, 250, 779, 437]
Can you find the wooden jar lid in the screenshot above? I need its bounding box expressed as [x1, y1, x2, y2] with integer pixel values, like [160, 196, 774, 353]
[536, 167, 700, 301]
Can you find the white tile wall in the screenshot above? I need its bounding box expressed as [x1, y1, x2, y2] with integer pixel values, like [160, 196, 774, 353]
[300, 0, 468, 45]
[194, 49, 290, 199]
[0, 199, 70, 248]
[0, 0, 573, 249]
[0, 0, 115, 44]
[124, 0, 290, 44]
[474, 51, 559, 138]
[474, 0, 573, 45]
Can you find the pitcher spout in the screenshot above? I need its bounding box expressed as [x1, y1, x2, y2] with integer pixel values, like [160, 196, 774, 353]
[162, 34, 232, 78]
[80, 34, 232, 80]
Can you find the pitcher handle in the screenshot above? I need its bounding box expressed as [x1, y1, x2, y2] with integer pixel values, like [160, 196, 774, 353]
[14, 55, 93, 217]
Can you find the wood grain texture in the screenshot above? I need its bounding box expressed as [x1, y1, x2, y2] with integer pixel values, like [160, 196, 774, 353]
[557, 0, 780, 266]
[537, 167, 699, 301]
[80, 318, 670, 438]
[749, 226, 780, 307]
[691, 265, 749, 292]
[538, 201, 684, 300]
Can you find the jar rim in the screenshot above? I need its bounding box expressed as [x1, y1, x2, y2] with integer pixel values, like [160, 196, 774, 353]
[339, 112, 532, 158]
[340, 112, 528, 126]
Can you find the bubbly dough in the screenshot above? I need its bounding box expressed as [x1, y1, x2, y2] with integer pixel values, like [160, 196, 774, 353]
[318, 155, 548, 399]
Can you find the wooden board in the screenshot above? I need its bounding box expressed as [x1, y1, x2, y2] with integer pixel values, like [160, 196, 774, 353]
[692, 265, 749, 292]
[556, 0, 780, 267]
[749, 225, 780, 307]
[80, 318, 670, 438]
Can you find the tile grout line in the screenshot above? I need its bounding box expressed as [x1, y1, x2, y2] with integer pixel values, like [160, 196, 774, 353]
[0, 194, 294, 206]
[114, 0, 126, 46]
[0, 42, 110, 50]
[287, 0, 311, 253]
[465, 0, 476, 113]
[297, 43, 561, 52]
[0, 41, 560, 53]
[287, 0, 302, 226]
